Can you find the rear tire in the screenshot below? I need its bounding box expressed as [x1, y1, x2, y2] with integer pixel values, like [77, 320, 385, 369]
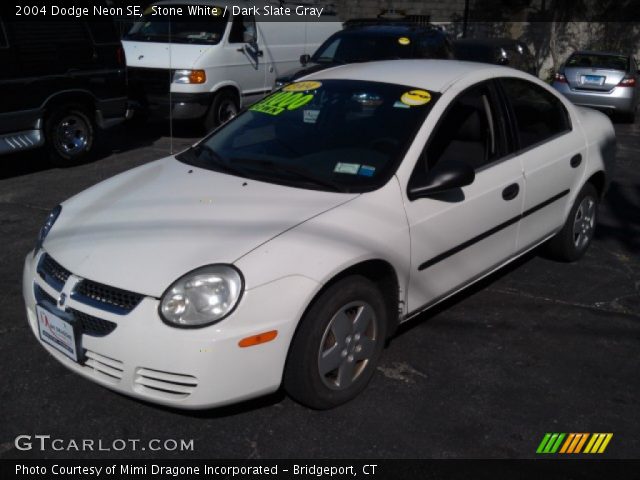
[284, 275, 387, 409]
[546, 183, 599, 262]
[45, 105, 95, 167]
[203, 91, 239, 132]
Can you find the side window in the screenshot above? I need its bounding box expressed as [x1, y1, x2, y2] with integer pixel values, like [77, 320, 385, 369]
[499, 78, 571, 150]
[423, 83, 504, 173]
[229, 15, 256, 44]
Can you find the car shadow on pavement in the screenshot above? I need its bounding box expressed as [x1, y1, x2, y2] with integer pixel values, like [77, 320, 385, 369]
[595, 181, 640, 254]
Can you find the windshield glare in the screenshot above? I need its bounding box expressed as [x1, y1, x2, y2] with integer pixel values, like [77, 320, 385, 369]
[125, 9, 228, 44]
[177, 80, 438, 193]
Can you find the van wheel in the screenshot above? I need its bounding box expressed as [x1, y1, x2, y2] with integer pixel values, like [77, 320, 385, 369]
[284, 276, 387, 409]
[203, 91, 239, 132]
[46, 105, 95, 167]
[546, 183, 599, 262]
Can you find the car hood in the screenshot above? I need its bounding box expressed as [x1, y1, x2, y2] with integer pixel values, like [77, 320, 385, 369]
[44, 157, 357, 297]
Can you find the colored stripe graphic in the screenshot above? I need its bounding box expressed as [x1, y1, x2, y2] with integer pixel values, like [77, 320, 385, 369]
[537, 433, 613, 454]
[584, 433, 613, 454]
[536, 433, 565, 454]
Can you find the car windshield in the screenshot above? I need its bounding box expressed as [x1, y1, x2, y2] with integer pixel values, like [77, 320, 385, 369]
[566, 53, 629, 71]
[312, 34, 415, 63]
[124, 7, 228, 44]
[177, 80, 438, 193]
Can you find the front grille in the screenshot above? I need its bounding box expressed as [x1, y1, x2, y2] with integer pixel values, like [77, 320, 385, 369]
[128, 67, 171, 96]
[34, 285, 118, 337]
[69, 308, 117, 337]
[34, 283, 56, 306]
[37, 253, 71, 290]
[134, 367, 198, 400]
[73, 279, 144, 314]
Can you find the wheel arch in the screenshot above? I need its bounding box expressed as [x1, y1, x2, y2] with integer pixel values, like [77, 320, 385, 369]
[585, 170, 607, 200]
[41, 90, 97, 118]
[294, 259, 402, 342]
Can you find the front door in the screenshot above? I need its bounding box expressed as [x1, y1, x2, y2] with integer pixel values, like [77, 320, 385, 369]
[403, 81, 524, 313]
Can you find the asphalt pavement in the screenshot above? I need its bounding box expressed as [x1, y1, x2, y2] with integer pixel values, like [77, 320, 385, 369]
[1, 119, 638, 459]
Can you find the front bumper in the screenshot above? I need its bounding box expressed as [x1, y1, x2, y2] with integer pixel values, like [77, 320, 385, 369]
[23, 250, 319, 409]
[139, 92, 214, 120]
[553, 82, 637, 114]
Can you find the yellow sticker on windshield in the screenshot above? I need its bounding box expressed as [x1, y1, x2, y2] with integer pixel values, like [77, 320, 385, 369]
[398, 37, 411, 46]
[400, 90, 431, 106]
[282, 81, 322, 92]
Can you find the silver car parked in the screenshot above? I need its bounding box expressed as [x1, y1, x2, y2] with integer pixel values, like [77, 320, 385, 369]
[552, 51, 639, 122]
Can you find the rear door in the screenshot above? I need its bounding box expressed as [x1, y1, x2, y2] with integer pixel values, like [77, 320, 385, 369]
[497, 77, 585, 250]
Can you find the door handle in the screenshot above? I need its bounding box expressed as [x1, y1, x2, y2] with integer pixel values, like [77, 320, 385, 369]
[502, 183, 520, 201]
[570, 153, 582, 168]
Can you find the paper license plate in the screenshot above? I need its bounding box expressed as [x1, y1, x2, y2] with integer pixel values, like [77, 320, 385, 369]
[36, 305, 80, 362]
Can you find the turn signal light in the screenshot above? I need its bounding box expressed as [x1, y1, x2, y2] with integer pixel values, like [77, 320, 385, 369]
[188, 70, 206, 84]
[238, 330, 278, 348]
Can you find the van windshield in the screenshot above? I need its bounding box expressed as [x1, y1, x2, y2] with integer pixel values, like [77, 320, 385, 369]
[177, 80, 438, 193]
[124, 8, 228, 45]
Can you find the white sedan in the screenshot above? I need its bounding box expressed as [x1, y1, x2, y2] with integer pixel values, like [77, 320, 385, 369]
[23, 60, 616, 409]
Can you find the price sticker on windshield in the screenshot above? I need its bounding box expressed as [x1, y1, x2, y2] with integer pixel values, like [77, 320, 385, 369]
[400, 89, 432, 106]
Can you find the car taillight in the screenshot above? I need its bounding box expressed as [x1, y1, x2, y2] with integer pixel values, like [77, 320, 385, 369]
[116, 46, 125, 67]
[618, 76, 636, 87]
[554, 72, 567, 83]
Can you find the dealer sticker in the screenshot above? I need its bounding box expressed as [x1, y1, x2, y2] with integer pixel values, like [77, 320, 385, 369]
[334, 162, 360, 174]
[37, 305, 79, 362]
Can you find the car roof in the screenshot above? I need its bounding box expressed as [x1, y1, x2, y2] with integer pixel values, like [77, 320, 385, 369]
[304, 59, 508, 92]
[341, 24, 442, 36]
[454, 38, 526, 48]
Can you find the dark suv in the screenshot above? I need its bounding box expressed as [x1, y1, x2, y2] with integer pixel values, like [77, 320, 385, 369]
[275, 22, 453, 88]
[0, 19, 130, 166]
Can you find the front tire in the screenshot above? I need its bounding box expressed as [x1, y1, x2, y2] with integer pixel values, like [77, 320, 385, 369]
[546, 183, 599, 261]
[203, 91, 239, 132]
[284, 276, 388, 409]
[45, 105, 95, 167]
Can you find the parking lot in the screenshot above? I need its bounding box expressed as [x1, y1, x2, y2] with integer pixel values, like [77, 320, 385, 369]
[1, 118, 638, 459]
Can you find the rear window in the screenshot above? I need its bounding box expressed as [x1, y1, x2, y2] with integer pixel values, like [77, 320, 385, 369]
[566, 54, 629, 71]
[313, 34, 415, 63]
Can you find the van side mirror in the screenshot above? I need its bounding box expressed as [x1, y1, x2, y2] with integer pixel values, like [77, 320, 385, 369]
[243, 31, 256, 44]
[300, 54, 311, 66]
[408, 161, 475, 200]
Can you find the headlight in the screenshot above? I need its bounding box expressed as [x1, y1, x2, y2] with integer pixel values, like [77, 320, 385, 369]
[159, 265, 243, 328]
[172, 69, 206, 84]
[35, 205, 61, 252]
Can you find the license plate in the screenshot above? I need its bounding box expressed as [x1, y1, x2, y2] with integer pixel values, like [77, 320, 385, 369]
[36, 305, 81, 362]
[582, 75, 604, 85]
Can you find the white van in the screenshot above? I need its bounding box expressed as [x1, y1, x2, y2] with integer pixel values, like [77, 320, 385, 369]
[122, 0, 341, 129]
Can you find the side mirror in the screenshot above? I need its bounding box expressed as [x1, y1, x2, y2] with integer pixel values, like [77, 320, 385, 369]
[243, 31, 256, 44]
[408, 161, 475, 200]
[300, 54, 311, 66]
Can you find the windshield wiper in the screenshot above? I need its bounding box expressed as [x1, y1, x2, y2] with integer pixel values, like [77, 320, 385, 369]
[231, 158, 345, 192]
